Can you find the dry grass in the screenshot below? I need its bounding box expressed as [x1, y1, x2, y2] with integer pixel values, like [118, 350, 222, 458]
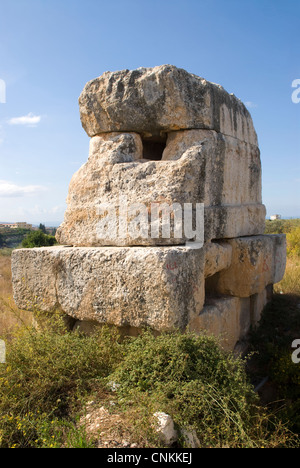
[274, 256, 300, 296]
[0, 252, 33, 338]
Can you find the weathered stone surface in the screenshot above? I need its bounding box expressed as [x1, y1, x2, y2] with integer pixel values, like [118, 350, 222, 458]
[204, 241, 232, 278]
[56, 130, 265, 247]
[250, 288, 269, 327]
[56, 145, 203, 247]
[181, 429, 201, 449]
[57, 66, 265, 247]
[12, 245, 205, 332]
[79, 65, 258, 145]
[163, 129, 262, 204]
[0, 340, 6, 364]
[188, 296, 250, 351]
[204, 204, 266, 241]
[206, 235, 286, 297]
[88, 132, 143, 164]
[153, 412, 178, 446]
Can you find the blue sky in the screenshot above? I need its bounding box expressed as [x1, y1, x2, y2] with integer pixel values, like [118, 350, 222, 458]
[0, 0, 299, 225]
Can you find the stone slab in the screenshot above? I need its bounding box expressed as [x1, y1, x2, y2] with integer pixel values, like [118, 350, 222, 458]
[163, 129, 262, 205]
[205, 234, 286, 297]
[204, 241, 232, 278]
[12, 245, 205, 332]
[250, 288, 268, 327]
[204, 204, 266, 242]
[56, 130, 265, 246]
[79, 65, 258, 145]
[188, 295, 251, 351]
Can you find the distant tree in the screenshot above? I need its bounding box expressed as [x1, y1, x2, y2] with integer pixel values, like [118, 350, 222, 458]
[265, 218, 300, 235]
[264, 219, 286, 234]
[22, 230, 57, 248]
[39, 223, 47, 234]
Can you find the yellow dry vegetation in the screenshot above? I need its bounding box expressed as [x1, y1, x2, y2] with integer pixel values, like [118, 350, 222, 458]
[0, 252, 33, 337]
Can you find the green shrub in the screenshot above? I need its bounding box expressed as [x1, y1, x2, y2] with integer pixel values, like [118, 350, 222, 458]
[21, 230, 57, 248]
[111, 331, 295, 448]
[265, 219, 300, 236]
[0, 248, 13, 257]
[0, 322, 122, 448]
[0, 323, 298, 448]
[113, 331, 246, 392]
[265, 219, 287, 234]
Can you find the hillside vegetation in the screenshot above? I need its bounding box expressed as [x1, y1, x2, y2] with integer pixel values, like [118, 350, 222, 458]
[0, 229, 31, 250]
[0, 220, 299, 448]
[265, 219, 300, 296]
[0, 251, 32, 337]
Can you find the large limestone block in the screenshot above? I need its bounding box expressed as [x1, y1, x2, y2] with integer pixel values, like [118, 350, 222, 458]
[250, 286, 271, 327]
[88, 132, 143, 164]
[79, 65, 258, 145]
[204, 204, 266, 241]
[56, 143, 206, 247]
[204, 241, 232, 278]
[56, 130, 265, 247]
[163, 129, 262, 205]
[11, 245, 205, 332]
[188, 296, 251, 351]
[206, 235, 286, 297]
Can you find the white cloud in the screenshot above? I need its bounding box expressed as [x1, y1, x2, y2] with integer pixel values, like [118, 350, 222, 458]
[23, 205, 65, 216]
[7, 204, 65, 224]
[245, 101, 257, 109]
[8, 113, 42, 127]
[0, 180, 47, 197]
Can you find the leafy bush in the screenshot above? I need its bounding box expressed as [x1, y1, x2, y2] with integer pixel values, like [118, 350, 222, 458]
[0, 322, 122, 448]
[0, 248, 13, 257]
[0, 322, 298, 448]
[265, 219, 300, 236]
[264, 219, 300, 259]
[265, 219, 287, 234]
[21, 230, 57, 248]
[0, 229, 32, 249]
[111, 331, 296, 448]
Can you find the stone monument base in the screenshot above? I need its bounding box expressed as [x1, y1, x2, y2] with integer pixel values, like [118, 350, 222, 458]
[12, 233, 286, 351]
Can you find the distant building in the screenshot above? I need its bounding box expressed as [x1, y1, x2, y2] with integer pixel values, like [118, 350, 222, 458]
[16, 222, 33, 230]
[0, 222, 32, 230]
[0, 223, 17, 229]
[270, 214, 281, 221]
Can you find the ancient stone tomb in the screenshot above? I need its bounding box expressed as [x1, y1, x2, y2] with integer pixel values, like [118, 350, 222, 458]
[12, 65, 286, 350]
